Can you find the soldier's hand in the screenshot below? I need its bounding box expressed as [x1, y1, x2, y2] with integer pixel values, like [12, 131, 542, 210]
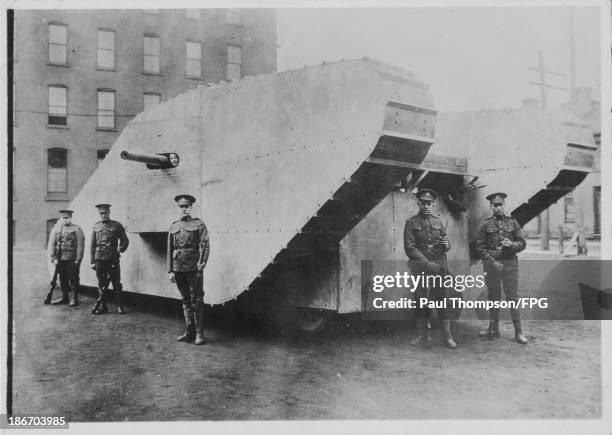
[91, 263, 97, 270]
[492, 261, 505, 271]
[197, 263, 206, 272]
[501, 238, 512, 248]
[168, 273, 175, 284]
[51, 259, 57, 265]
[440, 235, 450, 249]
[74, 260, 80, 265]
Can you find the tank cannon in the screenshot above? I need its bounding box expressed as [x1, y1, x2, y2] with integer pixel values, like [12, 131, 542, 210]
[120, 151, 180, 169]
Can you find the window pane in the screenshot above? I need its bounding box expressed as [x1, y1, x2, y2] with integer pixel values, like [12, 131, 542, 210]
[144, 55, 159, 73]
[49, 25, 66, 44]
[187, 59, 201, 77]
[144, 36, 160, 55]
[98, 30, 114, 49]
[97, 91, 115, 128]
[98, 49, 114, 69]
[49, 87, 67, 115]
[227, 46, 241, 64]
[47, 149, 67, 194]
[143, 93, 160, 110]
[186, 41, 201, 59]
[49, 44, 67, 63]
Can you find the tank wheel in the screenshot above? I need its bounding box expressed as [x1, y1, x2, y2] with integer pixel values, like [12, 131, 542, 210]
[289, 307, 329, 333]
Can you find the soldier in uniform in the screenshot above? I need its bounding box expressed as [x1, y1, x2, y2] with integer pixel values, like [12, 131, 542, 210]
[475, 192, 528, 344]
[90, 203, 129, 314]
[167, 194, 210, 345]
[404, 189, 456, 348]
[48, 209, 85, 306]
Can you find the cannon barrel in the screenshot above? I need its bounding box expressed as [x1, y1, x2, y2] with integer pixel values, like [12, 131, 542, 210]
[120, 151, 172, 167]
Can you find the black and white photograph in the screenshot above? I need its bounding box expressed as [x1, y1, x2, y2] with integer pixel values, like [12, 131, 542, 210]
[2, 0, 611, 433]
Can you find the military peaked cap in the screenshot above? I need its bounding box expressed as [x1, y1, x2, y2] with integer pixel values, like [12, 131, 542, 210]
[416, 189, 437, 201]
[95, 203, 111, 210]
[174, 194, 196, 205]
[486, 192, 508, 203]
[58, 209, 74, 215]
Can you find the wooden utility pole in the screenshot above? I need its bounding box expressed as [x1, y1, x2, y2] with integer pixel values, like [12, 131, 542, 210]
[528, 51, 568, 251]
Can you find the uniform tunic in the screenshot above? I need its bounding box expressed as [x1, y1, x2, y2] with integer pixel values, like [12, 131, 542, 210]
[167, 217, 210, 307]
[404, 212, 450, 319]
[48, 223, 85, 294]
[90, 219, 129, 291]
[475, 215, 526, 302]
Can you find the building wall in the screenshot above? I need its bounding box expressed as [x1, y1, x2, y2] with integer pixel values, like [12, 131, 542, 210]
[13, 9, 277, 249]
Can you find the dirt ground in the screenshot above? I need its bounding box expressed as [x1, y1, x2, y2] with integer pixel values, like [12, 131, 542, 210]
[9, 251, 602, 421]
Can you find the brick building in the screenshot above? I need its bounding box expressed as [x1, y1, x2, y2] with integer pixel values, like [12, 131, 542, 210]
[11, 9, 277, 249]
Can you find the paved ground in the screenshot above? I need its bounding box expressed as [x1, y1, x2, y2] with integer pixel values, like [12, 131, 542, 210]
[10, 251, 602, 421]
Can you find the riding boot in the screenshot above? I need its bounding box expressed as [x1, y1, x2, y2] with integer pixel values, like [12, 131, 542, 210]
[410, 318, 431, 347]
[442, 320, 457, 349]
[194, 301, 205, 345]
[115, 288, 124, 314]
[479, 308, 500, 339]
[177, 307, 195, 342]
[51, 289, 68, 305]
[511, 309, 528, 344]
[91, 287, 108, 314]
[68, 285, 78, 307]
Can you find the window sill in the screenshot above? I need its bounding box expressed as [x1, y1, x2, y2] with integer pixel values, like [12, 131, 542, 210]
[142, 71, 162, 76]
[45, 196, 69, 202]
[96, 127, 117, 132]
[47, 124, 69, 130]
[185, 75, 204, 81]
[96, 67, 117, 72]
[47, 62, 70, 68]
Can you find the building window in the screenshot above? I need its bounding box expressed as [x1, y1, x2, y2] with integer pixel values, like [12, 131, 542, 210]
[227, 45, 242, 80]
[97, 89, 115, 129]
[226, 9, 241, 25]
[186, 41, 202, 77]
[144, 35, 160, 73]
[564, 196, 575, 223]
[47, 148, 67, 199]
[186, 9, 201, 20]
[97, 149, 109, 167]
[97, 29, 115, 69]
[48, 85, 67, 125]
[48, 23, 67, 64]
[46, 218, 58, 246]
[143, 92, 161, 110]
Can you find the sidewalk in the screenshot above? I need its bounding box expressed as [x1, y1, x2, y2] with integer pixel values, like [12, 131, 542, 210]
[523, 237, 601, 258]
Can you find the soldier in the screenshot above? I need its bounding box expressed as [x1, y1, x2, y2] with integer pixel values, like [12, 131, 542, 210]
[475, 192, 528, 344]
[167, 194, 210, 345]
[90, 204, 129, 314]
[404, 189, 456, 348]
[47, 209, 85, 306]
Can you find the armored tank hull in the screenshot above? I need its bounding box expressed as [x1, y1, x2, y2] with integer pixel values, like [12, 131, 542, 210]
[64, 59, 596, 327]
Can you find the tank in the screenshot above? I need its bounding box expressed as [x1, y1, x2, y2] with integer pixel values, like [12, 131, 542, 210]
[63, 58, 596, 329]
